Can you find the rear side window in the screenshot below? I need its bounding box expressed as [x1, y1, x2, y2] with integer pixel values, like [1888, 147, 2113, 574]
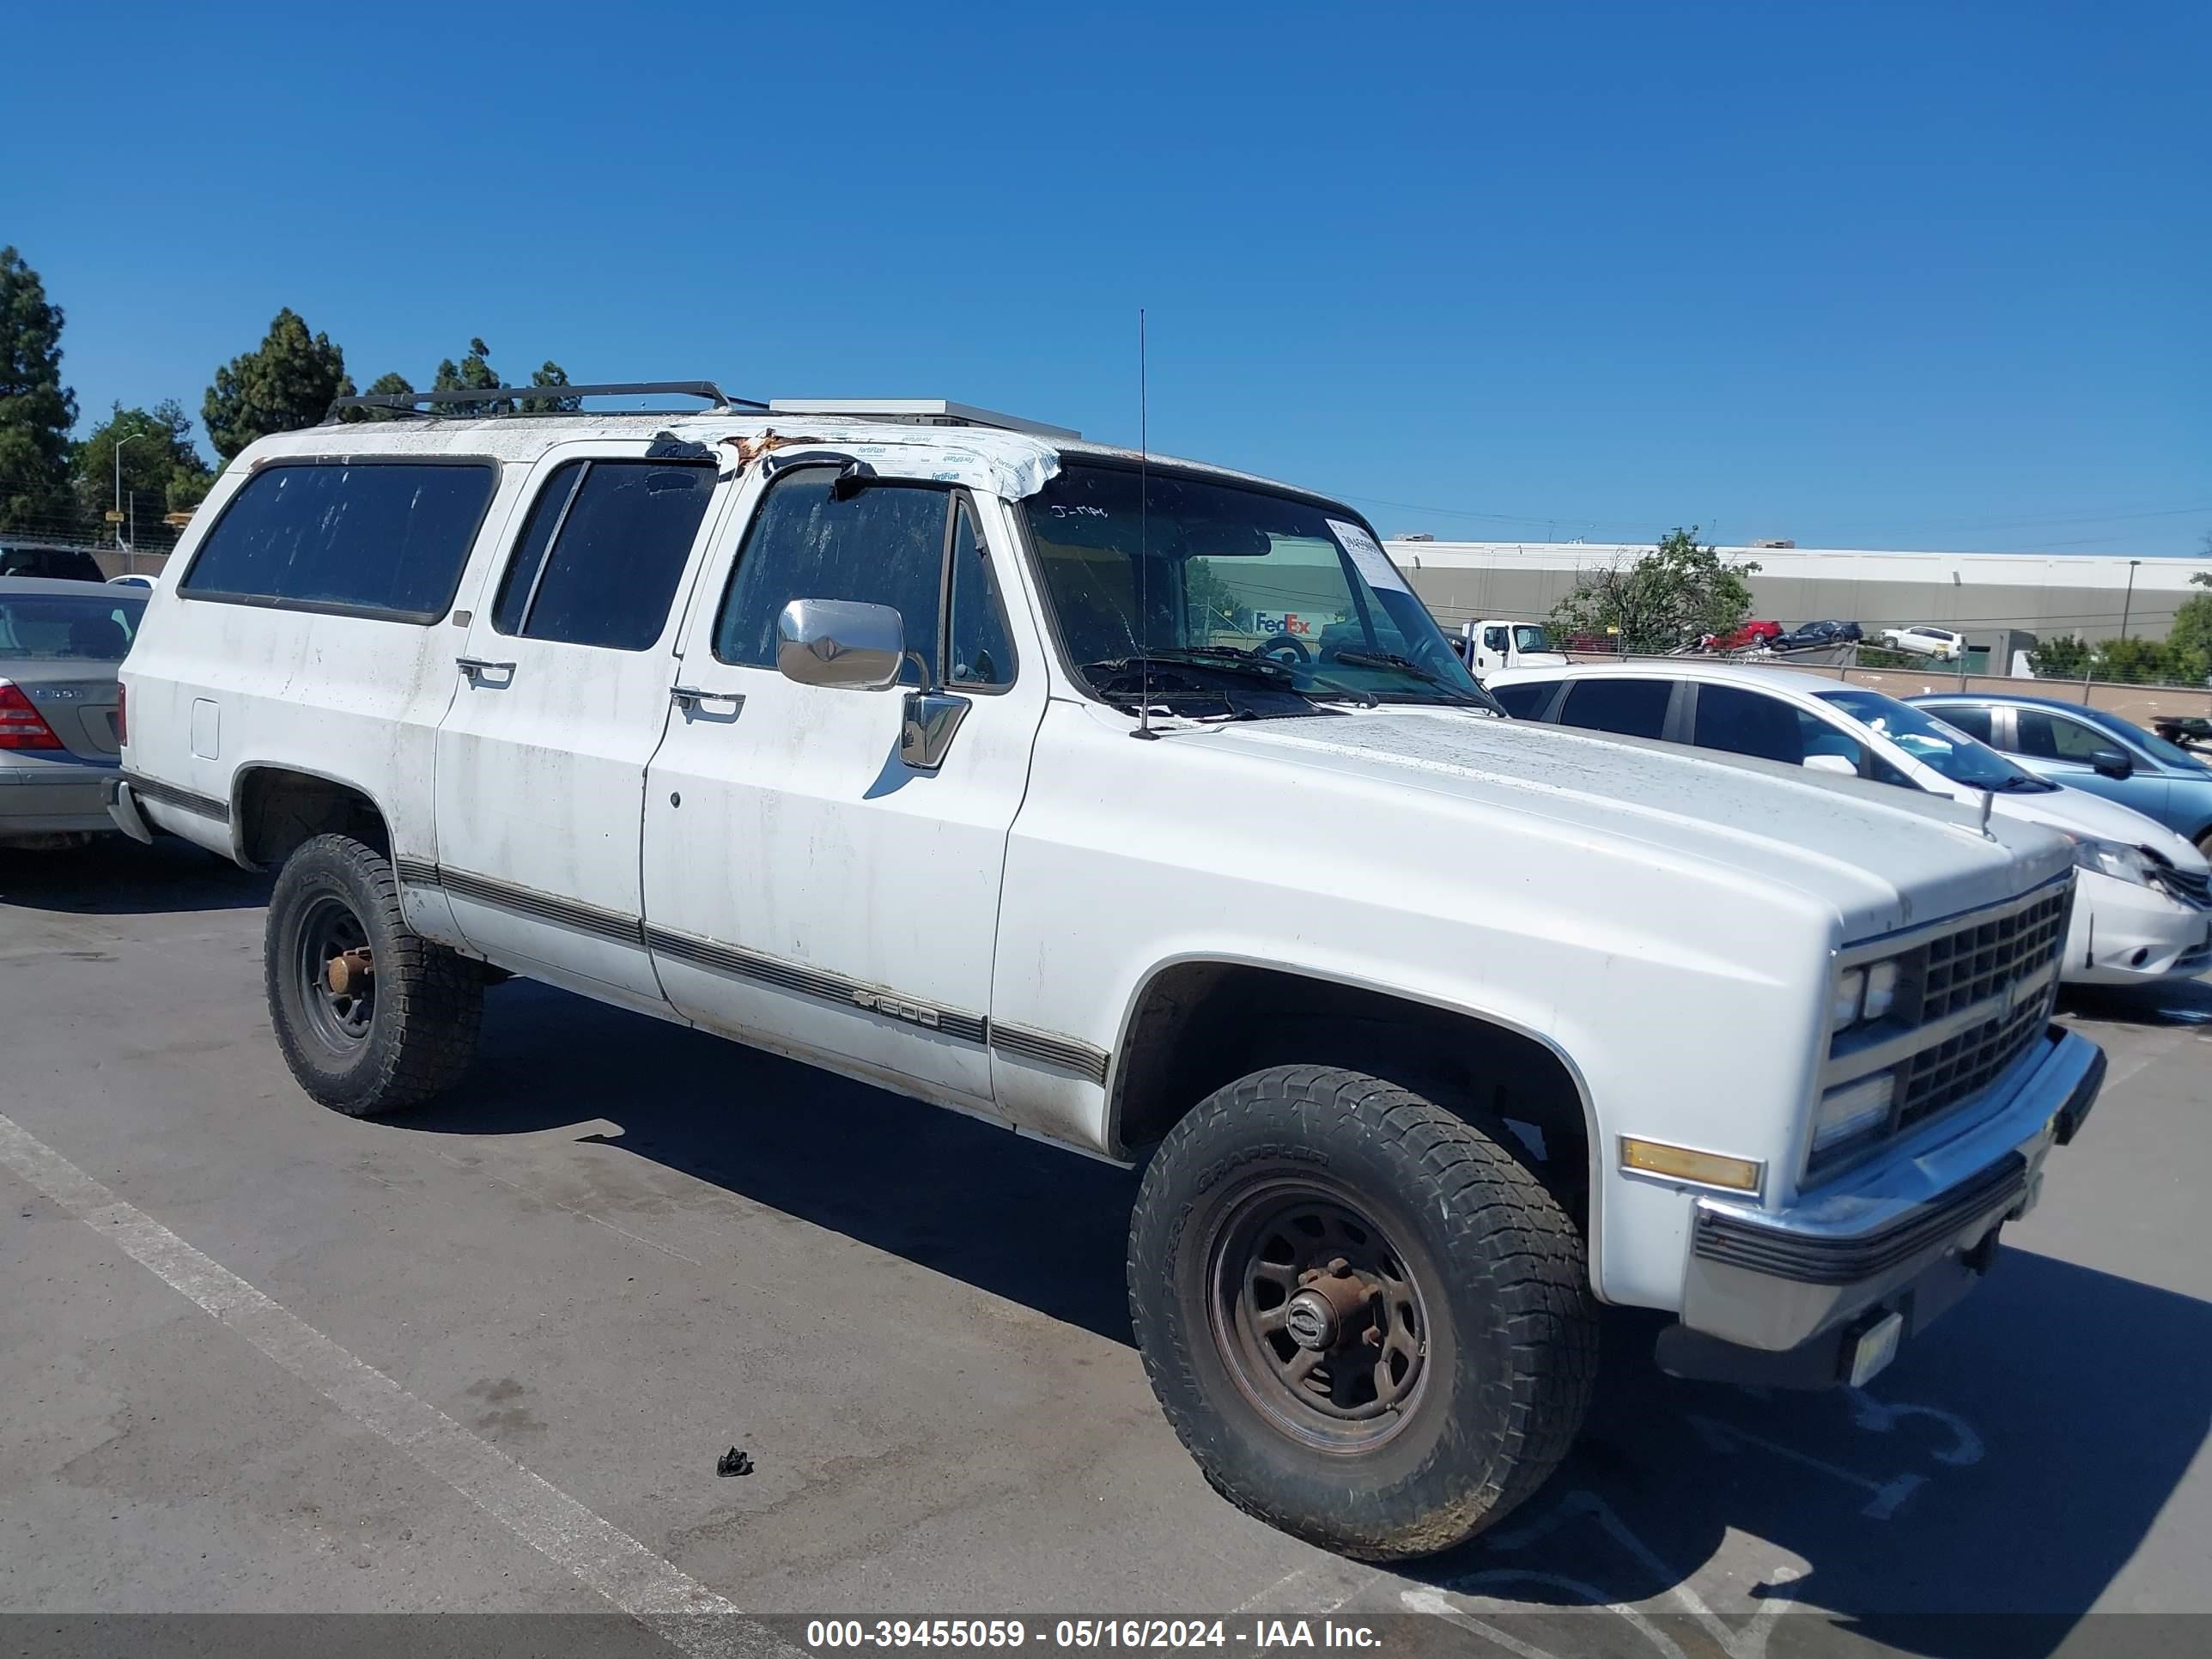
[492, 460, 716, 650]
[1489, 681, 1557, 720]
[1558, 678, 1671, 740]
[1692, 684, 1805, 764]
[181, 461, 495, 622]
[1929, 704, 1993, 742]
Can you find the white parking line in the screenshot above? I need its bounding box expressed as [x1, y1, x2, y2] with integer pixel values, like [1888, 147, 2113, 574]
[0, 1111, 793, 1659]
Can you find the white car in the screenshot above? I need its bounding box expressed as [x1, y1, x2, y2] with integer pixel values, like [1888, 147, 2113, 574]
[110, 384, 2102, 1559]
[1489, 661, 2212, 987]
[106, 573, 156, 590]
[1881, 624, 1964, 660]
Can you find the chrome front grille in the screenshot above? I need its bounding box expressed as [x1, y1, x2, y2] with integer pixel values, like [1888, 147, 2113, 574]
[1893, 887, 2068, 1128]
[2154, 863, 2209, 909]
[1814, 881, 2071, 1175]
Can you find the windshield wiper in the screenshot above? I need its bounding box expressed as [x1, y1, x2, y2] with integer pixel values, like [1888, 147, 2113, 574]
[1084, 648, 1299, 686]
[1325, 649, 1498, 708]
[1996, 774, 2055, 792]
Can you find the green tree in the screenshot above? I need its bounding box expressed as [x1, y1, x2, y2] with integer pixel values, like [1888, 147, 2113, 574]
[2027, 634, 2092, 678]
[432, 337, 507, 411]
[71, 402, 215, 534]
[2161, 589, 2212, 685]
[2091, 635, 2178, 686]
[1549, 526, 1759, 654]
[204, 308, 354, 460]
[520, 361, 579, 414]
[0, 246, 78, 535]
[337, 371, 417, 423]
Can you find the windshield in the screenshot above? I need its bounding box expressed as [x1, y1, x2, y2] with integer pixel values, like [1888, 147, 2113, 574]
[1816, 689, 2049, 793]
[0, 593, 144, 660]
[1023, 464, 1497, 717]
[2082, 709, 2207, 773]
[1512, 624, 1553, 654]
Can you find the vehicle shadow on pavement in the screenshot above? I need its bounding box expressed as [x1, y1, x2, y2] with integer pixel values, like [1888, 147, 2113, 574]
[391, 981, 2210, 1655]
[398, 979, 1145, 1346]
[1406, 1249, 2212, 1657]
[2059, 978, 2212, 1027]
[0, 836, 270, 915]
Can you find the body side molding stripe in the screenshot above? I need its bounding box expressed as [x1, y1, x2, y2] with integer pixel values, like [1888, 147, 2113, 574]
[990, 1022, 1111, 1085]
[123, 771, 231, 823]
[392, 872, 1100, 1079]
[436, 865, 645, 948]
[643, 922, 991, 1045]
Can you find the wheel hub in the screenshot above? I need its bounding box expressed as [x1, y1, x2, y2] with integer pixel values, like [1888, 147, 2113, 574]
[1205, 1184, 1431, 1451]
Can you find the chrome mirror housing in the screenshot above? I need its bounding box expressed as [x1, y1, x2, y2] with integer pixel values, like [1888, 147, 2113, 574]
[775, 599, 906, 691]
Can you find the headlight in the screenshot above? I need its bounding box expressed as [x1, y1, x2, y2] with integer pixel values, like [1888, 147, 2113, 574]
[1813, 1072, 1896, 1155]
[2069, 836, 2154, 887]
[1831, 957, 1904, 1031]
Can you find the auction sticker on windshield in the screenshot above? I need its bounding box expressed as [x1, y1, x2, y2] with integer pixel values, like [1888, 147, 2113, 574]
[1328, 520, 1412, 593]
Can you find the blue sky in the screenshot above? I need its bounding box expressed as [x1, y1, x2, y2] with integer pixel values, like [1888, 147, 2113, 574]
[6, 2, 2206, 556]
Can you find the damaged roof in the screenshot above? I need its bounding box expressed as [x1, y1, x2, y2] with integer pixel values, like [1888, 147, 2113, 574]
[244, 407, 1351, 514]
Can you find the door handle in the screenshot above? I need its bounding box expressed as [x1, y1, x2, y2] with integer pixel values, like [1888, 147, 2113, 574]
[457, 656, 517, 685]
[671, 685, 745, 713]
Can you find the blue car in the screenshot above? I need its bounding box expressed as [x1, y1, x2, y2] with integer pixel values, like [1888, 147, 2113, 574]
[1910, 692, 2212, 857]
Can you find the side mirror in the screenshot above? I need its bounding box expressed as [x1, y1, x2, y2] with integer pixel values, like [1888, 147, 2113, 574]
[1803, 753, 1859, 776]
[776, 599, 905, 691]
[2088, 748, 2134, 780]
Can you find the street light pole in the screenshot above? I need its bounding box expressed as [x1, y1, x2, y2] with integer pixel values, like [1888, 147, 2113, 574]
[113, 432, 147, 570]
[2120, 559, 2142, 641]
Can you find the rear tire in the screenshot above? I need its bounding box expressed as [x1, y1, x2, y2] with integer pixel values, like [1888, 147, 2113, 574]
[1127, 1065, 1596, 1560]
[264, 833, 483, 1116]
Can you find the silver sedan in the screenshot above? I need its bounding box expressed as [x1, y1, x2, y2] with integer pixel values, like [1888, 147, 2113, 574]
[0, 577, 143, 848]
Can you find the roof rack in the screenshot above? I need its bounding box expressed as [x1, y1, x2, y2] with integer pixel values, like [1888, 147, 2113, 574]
[324, 381, 767, 421]
[766, 399, 1080, 441]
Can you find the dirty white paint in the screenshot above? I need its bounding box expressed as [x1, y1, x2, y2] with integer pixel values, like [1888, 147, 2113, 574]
[0, 1112, 794, 1659]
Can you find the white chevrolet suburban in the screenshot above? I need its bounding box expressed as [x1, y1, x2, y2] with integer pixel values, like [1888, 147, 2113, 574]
[112, 385, 2105, 1560]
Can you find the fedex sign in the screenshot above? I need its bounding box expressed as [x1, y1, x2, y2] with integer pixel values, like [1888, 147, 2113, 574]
[1253, 611, 1314, 638]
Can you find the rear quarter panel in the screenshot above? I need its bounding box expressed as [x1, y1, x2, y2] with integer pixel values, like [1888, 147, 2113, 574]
[120, 453, 532, 905]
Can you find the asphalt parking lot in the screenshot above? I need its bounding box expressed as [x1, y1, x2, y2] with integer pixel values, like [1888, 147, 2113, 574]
[3, 838, 2208, 1658]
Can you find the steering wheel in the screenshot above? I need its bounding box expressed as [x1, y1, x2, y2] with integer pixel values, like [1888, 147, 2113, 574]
[1256, 635, 1310, 666]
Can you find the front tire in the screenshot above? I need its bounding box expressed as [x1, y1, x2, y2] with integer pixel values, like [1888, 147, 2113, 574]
[264, 833, 483, 1116]
[1127, 1065, 1595, 1560]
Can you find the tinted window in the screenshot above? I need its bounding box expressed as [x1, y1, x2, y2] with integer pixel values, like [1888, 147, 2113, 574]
[2017, 710, 2120, 763]
[1489, 681, 1557, 720]
[716, 471, 949, 681]
[181, 461, 494, 620]
[0, 594, 143, 659]
[0, 547, 104, 583]
[1692, 684, 1805, 764]
[945, 499, 1015, 687]
[1558, 678, 1671, 740]
[1929, 704, 1993, 742]
[492, 460, 714, 650]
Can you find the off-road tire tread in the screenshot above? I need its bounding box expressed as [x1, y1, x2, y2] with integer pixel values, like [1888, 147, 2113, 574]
[1128, 1064, 1596, 1560]
[265, 834, 483, 1116]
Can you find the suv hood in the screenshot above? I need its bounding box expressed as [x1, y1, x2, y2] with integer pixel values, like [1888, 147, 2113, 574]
[1207, 708, 2073, 943]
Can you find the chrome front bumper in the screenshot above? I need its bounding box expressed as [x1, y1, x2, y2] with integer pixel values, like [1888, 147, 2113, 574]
[1676, 1025, 2104, 1359]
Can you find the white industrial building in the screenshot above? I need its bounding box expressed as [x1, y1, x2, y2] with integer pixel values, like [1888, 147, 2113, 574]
[1382, 539, 2204, 659]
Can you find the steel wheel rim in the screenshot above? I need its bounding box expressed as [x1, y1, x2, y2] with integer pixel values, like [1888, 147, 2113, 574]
[1204, 1177, 1431, 1453]
[295, 894, 373, 1053]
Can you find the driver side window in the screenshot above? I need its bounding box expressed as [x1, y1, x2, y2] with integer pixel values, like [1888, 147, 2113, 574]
[2018, 711, 2121, 763]
[714, 469, 948, 684]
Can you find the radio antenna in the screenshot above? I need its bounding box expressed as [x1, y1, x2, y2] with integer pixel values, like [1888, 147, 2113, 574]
[1133, 306, 1158, 740]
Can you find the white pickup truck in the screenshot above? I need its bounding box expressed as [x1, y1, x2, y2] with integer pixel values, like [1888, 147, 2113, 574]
[112, 386, 2104, 1561]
